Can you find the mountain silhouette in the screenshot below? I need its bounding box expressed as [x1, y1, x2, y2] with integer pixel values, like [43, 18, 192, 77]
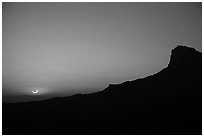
[3, 45, 202, 135]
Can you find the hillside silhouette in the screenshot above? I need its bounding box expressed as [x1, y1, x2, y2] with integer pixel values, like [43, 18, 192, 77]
[3, 45, 202, 135]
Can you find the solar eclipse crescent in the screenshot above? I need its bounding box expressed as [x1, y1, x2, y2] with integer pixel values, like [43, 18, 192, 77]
[32, 90, 38, 94]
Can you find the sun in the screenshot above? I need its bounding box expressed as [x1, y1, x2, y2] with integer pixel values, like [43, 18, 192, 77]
[32, 90, 39, 94]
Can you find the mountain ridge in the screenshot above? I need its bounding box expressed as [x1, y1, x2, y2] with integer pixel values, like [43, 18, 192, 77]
[3, 45, 201, 104]
[3, 45, 202, 135]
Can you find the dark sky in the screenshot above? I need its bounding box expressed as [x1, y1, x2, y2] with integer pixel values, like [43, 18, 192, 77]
[3, 2, 201, 101]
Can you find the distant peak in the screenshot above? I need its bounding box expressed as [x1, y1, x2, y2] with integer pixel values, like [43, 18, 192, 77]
[172, 45, 198, 53]
[168, 45, 201, 68]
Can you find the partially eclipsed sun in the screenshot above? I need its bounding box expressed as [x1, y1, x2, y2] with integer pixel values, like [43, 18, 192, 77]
[32, 90, 38, 94]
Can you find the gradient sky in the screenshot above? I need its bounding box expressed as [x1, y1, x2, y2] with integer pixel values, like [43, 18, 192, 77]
[2, 2, 202, 101]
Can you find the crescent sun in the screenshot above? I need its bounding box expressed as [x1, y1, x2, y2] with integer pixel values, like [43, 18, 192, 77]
[32, 90, 38, 94]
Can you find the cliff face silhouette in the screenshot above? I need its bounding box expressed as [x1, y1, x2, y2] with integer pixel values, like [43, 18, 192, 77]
[3, 45, 202, 135]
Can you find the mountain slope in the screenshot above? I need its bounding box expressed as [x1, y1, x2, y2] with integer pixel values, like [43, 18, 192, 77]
[3, 45, 202, 135]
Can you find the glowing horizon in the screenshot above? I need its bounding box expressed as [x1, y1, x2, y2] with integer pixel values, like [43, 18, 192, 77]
[3, 3, 201, 102]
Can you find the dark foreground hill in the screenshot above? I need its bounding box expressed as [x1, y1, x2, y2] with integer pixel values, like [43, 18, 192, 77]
[2, 45, 202, 135]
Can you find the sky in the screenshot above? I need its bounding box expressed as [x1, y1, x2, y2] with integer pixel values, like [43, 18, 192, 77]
[2, 2, 202, 102]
